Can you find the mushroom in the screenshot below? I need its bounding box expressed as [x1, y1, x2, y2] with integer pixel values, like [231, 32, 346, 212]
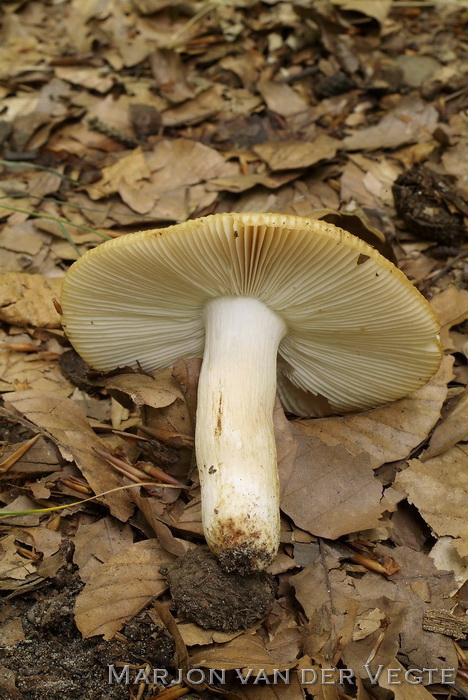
[60, 213, 441, 573]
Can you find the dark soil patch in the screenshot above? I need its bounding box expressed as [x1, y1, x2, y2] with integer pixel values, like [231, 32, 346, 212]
[1, 568, 175, 700]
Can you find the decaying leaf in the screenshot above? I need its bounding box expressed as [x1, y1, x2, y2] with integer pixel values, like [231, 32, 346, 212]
[423, 388, 468, 460]
[3, 391, 134, 521]
[277, 406, 387, 539]
[343, 97, 439, 152]
[291, 540, 458, 680]
[72, 517, 134, 582]
[331, 0, 392, 24]
[0, 273, 62, 329]
[430, 285, 468, 350]
[396, 445, 468, 557]
[189, 634, 297, 674]
[253, 135, 339, 171]
[74, 539, 175, 639]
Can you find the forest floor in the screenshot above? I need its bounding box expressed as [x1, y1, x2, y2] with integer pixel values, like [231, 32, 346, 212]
[0, 1, 468, 699]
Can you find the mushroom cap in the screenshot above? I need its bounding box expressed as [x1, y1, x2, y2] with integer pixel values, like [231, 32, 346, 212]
[61, 212, 441, 416]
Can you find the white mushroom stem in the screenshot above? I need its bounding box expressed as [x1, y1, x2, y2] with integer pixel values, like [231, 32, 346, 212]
[196, 296, 287, 573]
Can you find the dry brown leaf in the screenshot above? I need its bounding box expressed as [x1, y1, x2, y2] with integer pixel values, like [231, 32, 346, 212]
[343, 97, 438, 151]
[0, 273, 62, 329]
[15, 526, 62, 559]
[430, 285, 468, 350]
[258, 81, 310, 118]
[352, 607, 386, 641]
[161, 86, 225, 127]
[189, 634, 297, 674]
[277, 406, 386, 539]
[0, 533, 37, 585]
[253, 136, 339, 172]
[0, 436, 59, 477]
[291, 541, 457, 679]
[73, 517, 134, 582]
[0, 347, 73, 395]
[331, 0, 392, 23]
[149, 48, 194, 104]
[99, 369, 183, 410]
[423, 388, 468, 460]
[0, 618, 25, 647]
[378, 659, 445, 698]
[146, 138, 237, 191]
[74, 539, 175, 639]
[294, 355, 453, 467]
[396, 446, 468, 557]
[86, 148, 151, 201]
[54, 66, 114, 93]
[3, 391, 134, 521]
[177, 622, 242, 647]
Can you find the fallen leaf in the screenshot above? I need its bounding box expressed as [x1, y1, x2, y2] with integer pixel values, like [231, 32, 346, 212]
[161, 86, 225, 127]
[54, 66, 114, 93]
[331, 0, 392, 24]
[423, 388, 468, 460]
[189, 634, 297, 674]
[352, 607, 386, 641]
[253, 135, 339, 171]
[396, 445, 468, 557]
[430, 285, 468, 350]
[74, 539, 175, 639]
[86, 148, 151, 201]
[177, 622, 242, 647]
[99, 369, 183, 410]
[378, 659, 444, 698]
[277, 407, 386, 539]
[0, 534, 37, 586]
[258, 81, 310, 118]
[430, 536, 468, 587]
[343, 97, 438, 151]
[149, 48, 194, 104]
[293, 355, 453, 467]
[3, 391, 134, 521]
[73, 517, 134, 582]
[0, 273, 62, 329]
[291, 541, 457, 679]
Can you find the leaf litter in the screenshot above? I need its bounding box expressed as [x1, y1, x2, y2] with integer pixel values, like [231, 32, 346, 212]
[0, 1, 467, 699]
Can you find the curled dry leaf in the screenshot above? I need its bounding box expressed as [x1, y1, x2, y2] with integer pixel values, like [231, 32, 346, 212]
[293, 355, 453, 467]
[423, 388, 468, 460]
[0, 534, 37, 587]
[0, 273, 62, 329]
[396, 445, 468, 558]
[3, 390, 134, 521]
[74, 539, 175, 639]
[331, 0, 392, 24]
[99, 368, 184, 410]
[430, 285, 468, 350]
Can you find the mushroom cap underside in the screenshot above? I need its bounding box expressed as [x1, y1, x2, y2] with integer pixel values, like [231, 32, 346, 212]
[60, 212, 441, 416]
